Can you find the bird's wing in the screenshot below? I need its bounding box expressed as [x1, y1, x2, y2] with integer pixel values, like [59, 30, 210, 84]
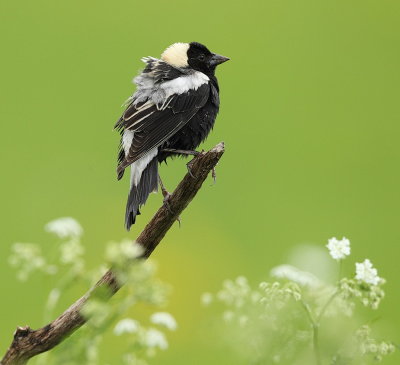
[116, 80, 210, 177]
[141, 57, 185, 84]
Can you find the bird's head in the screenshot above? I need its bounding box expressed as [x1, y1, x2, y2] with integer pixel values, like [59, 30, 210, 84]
[161, 42, 229, 75]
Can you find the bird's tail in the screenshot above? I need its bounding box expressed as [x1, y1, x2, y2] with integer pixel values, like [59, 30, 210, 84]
[125, 157, 158, 230]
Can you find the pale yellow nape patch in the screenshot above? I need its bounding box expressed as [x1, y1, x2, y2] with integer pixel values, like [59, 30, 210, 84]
[161, 43, 189, 67]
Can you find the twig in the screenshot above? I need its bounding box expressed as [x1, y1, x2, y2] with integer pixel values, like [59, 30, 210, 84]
[0, 142, 225, 365]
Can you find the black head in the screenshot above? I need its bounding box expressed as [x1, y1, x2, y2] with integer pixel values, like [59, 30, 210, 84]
[161, 42, 229, 75]
[187, 42, 229, 75]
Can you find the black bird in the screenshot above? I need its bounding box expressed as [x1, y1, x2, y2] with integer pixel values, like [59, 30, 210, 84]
[115, 42, 229, 230]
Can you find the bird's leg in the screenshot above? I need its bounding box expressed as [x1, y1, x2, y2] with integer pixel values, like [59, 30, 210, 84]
[158, 175, 172, 211]
[161, 148, 202, 156]
[158, 174, 181, 226]
[161, 148, 203, 178]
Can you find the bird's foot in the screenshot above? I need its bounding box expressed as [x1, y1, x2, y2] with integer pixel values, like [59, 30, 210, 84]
[162, 148, 203, 178]
[162, 191, 173, 213]
[186, 157, 205, 178]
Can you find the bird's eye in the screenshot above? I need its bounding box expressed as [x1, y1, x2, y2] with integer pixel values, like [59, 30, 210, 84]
[198, 54, 205, 61]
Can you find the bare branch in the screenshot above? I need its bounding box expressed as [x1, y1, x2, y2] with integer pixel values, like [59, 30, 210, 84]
[1, 142, 225, 365]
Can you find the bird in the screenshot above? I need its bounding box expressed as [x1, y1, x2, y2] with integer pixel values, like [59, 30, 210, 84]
[114, 42, 229, 230]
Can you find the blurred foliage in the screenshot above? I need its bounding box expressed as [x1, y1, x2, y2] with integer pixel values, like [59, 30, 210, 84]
[1, 0, 400, 364]
[9, 218, 175, 365]
[203, 241, 394, 364]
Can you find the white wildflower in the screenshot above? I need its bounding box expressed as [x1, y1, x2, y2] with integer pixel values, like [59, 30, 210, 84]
[44, 265, 58, 275]
[272, 355, 281, 363]
[45, 217, 83, 239]
[150, 312, 177, 331]
[216, 277, 250, 308]
[144, 328, 168, 350]
[238, 315, 248, 327]
[326, 237, 350, 260]
[223, 310, 234, 322]
[106, 240, 143, 264]
[114, 318, 140, 335]
[60, 239, 84, 264]
[270, 264, 321, 288]
[122, 353, 147, 365]
[250, 291, 262, 303]
[355, 259, 381, 285]
[201, 292, 213, 306]
[9, 243, 55, 281]
[236, 276, 248, 286]
[46, 288, 61, 310]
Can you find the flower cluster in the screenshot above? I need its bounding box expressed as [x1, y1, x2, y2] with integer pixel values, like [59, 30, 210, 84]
[8, 243, 57, 281]
[202, 237, 394, 364]
[202, 275, 309, 362]
[113, 312, 177, 361]
[9, 218, 172, 365]
[270, 264, 321, 288]
[44, 217, 83, 239]
[339, 277, 385, 310]
[259, 281, 302, 306]
[326, 237, 350, 260]
[355, 259, 381, 285]
[9, 217, 86, 284]
[150, 312, 177, 331]
[216, 276, 253, 308]
[106, 239, 143, 267]
[355, 325, 395, 361]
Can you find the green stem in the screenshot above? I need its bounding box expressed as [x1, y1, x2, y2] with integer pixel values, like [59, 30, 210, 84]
[313, 323, 321, 365]
[317, 289, 339, 323]
[300, 261, 344, 365]
[300, 300, 321, 365]
[316, 259, 343, 323]
[338, 259, 343, 283]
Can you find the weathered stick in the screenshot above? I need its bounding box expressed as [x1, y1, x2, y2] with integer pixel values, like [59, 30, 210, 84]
[1, 142, 225, 365]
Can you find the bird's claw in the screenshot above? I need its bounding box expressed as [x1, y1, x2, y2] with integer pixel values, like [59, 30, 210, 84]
[162, 192, 173, 213]
[211, 167, 217, 185]
[162, 194, 181, 226]
[186, 150, 204, 178]
[186, 159, 196, 178]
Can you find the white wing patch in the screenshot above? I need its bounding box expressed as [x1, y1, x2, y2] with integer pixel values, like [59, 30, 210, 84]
[161, 72, 209, 97]
[130, 148, 158, 187]
[122, 130, 134, 154]
[119, 55, 210, 180]
[123, 130, 158, 187]
[127, 70, 209, 131]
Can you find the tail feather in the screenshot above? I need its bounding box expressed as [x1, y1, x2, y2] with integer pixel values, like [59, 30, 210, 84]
[125, 157, 158, 230]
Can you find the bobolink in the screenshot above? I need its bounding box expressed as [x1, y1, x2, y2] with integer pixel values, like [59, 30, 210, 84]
[115, 42, 229, 230]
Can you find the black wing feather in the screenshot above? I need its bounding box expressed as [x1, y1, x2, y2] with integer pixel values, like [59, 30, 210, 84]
[116, 83, 209, 176]
[142, 58, 184, 84]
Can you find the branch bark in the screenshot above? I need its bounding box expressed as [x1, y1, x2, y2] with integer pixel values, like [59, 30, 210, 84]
[1, 142, 225, 365]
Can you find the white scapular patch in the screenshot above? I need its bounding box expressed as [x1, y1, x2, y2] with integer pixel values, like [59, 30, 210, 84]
[130, 148, 158, 187]
[161, 43, 190, 67]
[122, 130, 134, 154]
[122, 131, 158, 187]
[161, 72, 209, 97]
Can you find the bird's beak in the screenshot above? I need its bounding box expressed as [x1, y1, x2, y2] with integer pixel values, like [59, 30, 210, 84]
[210, 53, 230, 66]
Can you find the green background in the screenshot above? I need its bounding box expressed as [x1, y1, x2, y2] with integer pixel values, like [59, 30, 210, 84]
[1, 0, 399, 363]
